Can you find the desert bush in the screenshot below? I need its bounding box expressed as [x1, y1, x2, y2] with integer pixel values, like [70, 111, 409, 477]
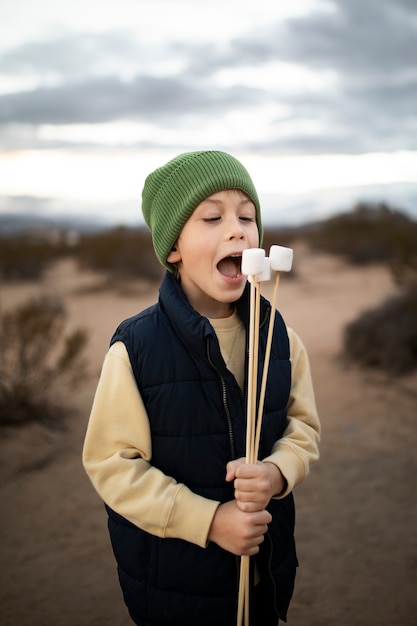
[261, 227, 297, 252]
[77, 226, 163, 281]
[308, 203, 417, 266]
[343, 285, 417, 375]
[389, 231, 417, 292]
[326, 203, 417, 374]
[0, 232, 74, 281]
[0, 297, 89, 426]
[261, 227, 300, 278]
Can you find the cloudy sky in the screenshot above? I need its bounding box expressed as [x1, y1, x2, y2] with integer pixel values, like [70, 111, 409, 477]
[1, 0, 416, 227]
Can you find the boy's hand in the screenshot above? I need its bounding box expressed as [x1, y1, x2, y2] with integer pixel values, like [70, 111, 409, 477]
[226, 458, 286, 512]
[208, 499, 272, 556]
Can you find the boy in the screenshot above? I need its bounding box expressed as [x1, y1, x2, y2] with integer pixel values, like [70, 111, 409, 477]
[82, 150, 320, 626]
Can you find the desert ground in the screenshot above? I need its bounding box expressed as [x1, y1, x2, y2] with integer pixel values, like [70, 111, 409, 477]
[1, 243, 416, 626]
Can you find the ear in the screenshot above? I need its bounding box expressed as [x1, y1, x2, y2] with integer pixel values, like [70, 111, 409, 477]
[167, 244, 181, 264]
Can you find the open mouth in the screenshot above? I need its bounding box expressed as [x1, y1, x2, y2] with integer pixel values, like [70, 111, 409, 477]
[217, 254, 242, 278]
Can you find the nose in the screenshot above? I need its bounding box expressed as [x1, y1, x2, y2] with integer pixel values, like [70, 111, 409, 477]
[226, 216, 245, 240]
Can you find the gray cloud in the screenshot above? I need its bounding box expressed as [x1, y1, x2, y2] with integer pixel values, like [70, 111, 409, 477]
[0, 0, 416, 154]
[183, 0, 417, 77]
[0, 31, 143, 79]
[0, 75, 263, 125]
[270, 0, 417, 74]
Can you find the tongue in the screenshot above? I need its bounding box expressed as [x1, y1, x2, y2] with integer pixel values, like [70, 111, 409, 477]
[218, 258, 239, 278]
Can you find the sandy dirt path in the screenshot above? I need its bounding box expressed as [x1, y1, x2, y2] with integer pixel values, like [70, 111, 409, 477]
[1, 245, 416, 625]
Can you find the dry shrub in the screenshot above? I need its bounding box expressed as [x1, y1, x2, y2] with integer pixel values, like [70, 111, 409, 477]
[261, 227, 299, 278]
[308, 203, 416, 265]
[261, 227, 297, 251]
[343, 286, 417, 375]
[310, 202, 417, 374]
[0, 297, 89, 426]
[0, 234, 63, 281]
[77, 226, 163, 281]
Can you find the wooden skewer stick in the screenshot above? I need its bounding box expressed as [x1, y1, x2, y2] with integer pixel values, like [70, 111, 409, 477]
[237, 279, 255, 626]
[254, 271, 279, 458]
[245, 275, 257, 464]
[244, 277, 262, 626]
[250, 277, 261, 463]
[238, 249, 266, 626]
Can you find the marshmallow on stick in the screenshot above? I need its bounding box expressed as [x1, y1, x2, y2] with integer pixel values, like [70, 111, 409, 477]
[247, 256, 270, 459]
[269, 244, 293, 272]
[241, 248, 266, 459]
[241, 247, 265, 277]
[248, 256, 271, 284]
[254, 245, 293, 459]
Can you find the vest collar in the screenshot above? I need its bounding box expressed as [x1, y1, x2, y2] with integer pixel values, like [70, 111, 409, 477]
[159, 271, 271, 353]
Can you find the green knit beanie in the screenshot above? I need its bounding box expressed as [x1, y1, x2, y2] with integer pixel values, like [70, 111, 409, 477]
[142, 150, 263, 272]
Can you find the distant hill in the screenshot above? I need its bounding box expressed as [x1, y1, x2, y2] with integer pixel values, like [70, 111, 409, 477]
[0, 212, 314, 238]
[0, 212, 108, 235]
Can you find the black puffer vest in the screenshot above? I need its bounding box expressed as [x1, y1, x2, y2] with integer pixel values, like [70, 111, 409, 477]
[106, 272, 296, 626]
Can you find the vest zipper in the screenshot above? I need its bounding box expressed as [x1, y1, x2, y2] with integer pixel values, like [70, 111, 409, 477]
[206, 337, 236, 460]
[206, 336, 244, 616]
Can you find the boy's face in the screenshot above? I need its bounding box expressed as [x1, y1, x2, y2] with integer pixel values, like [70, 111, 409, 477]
[167, 189, 259, 318]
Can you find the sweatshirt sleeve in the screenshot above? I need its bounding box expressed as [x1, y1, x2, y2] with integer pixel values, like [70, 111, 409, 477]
[262, 327, 321, 497]
[82, 341, 220, 548]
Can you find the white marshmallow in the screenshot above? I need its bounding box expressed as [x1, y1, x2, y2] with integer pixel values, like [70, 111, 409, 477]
[241, 248, 265, 276]
[249, 256, 271, 283]
[269, 245, 293, 272]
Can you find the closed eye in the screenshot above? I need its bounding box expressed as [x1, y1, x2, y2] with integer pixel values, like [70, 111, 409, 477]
[203, 216, 221, 222]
